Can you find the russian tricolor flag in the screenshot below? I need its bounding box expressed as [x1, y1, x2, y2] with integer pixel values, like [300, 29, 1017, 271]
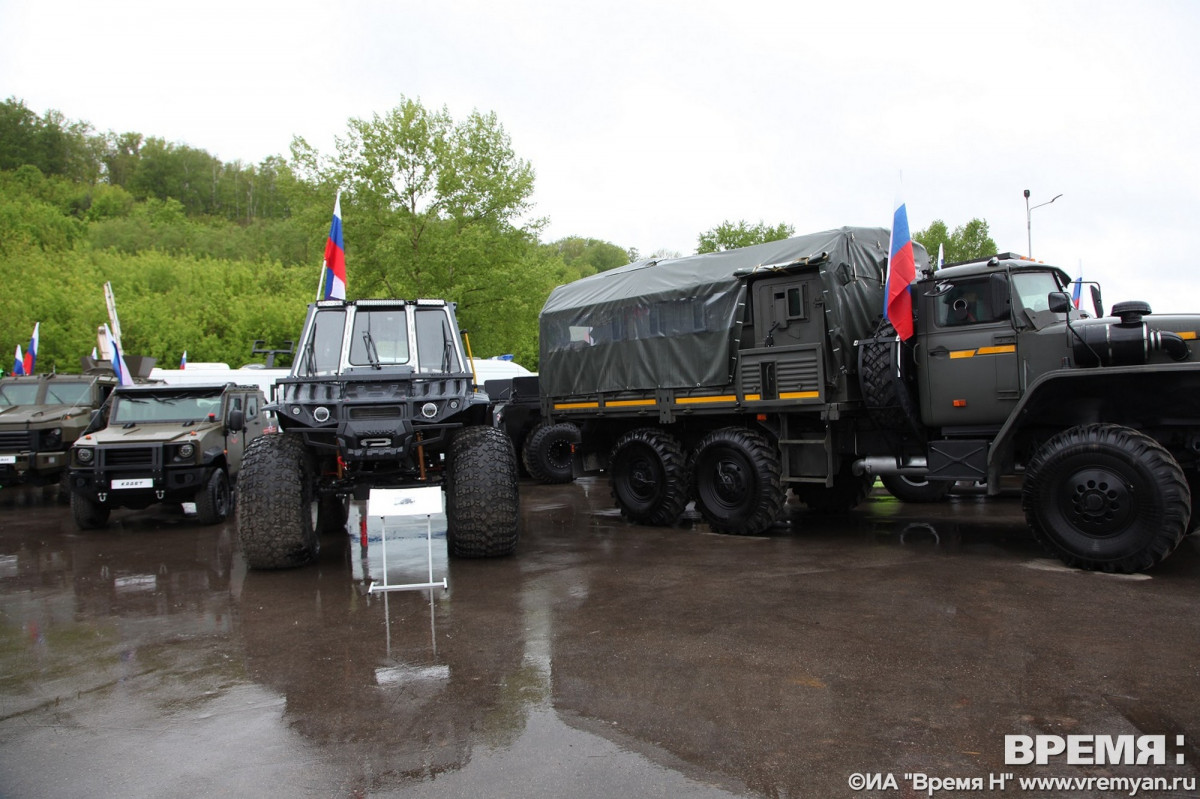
[1071, 276, 1083, 309]
[103, 324, 134, 386]
[322, 192, 346, 301]
[12, 345, 24, 376]
[181, 350, 187, 370]
[884, 195, 917, 340]
[23, 323, 38, 374]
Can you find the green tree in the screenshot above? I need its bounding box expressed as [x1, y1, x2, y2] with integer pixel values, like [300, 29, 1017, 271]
[914, 218, 997, 266]
[696, 219, 794, 254]
[291, 97, 548, 361]
[544, 236, 630, 278]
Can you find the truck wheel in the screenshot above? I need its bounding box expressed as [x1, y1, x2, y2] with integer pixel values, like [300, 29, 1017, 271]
[521, 421, 577, 484]
[609, 428, 689, 526]
[858, 323, 922, 436]
[691, 427, 785, 535]
[71, 492, 110, 529]
[791, 464, 873, 513]
[880, 473, 953, 503]
[237, 434, 319, 569]
[195, 468, 231, 525]
[1022, 424, 1188, 572]
[445, 426, 519, 558]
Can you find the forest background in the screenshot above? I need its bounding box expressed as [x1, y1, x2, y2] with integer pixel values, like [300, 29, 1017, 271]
[0, 96, 993, 373]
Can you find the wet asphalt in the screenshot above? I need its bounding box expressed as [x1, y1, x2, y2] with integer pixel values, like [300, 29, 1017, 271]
[0, 478, 1197, 798]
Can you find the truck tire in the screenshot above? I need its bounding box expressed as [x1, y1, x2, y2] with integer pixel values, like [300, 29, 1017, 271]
[691, 427, 785, 535]
[445, 426, 519, 558]
[791, 464, 873, 513]
[195, 468, 232, 525]
[858, 323, 923, 436]
[521, 421, 577, 484]
[237, 434, 320, 570]
[1022, 424, 1189, 572]
[609, 428, 689, 526]
[880, 473, 953, 503]
[71, 492, 110, 529]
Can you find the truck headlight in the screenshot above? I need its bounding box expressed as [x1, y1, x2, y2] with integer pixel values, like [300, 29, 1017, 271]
[41, 428, 62, 449]
[76, 447, 94, 464]
[177, 443, 195, 459]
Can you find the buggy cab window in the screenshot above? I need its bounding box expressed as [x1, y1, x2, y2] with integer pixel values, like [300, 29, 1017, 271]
[349, 309, 410, 366]
[415, 307, 464, 373]
[298, 309, 347, 375]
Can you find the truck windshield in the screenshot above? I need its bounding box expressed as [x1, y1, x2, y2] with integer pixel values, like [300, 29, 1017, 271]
[0, 382, 40, 406]
[348, 309, 410, 367]
[111, 392, 225, 424]
[44, 382, 93, 406]
[297, 309, 347, 376]
[1011, 271, 1067, 314]
[415, 307, 463, 373]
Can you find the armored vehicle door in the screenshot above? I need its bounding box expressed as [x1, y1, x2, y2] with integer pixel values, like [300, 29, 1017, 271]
[741, 275, 826, 402]
[916, 273, 1019, 428]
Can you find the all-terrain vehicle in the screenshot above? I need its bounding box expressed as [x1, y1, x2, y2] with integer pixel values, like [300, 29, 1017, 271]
[235, 299, 519, 569]
[68, 382, 268, 528]
[0, 373, 118, 490]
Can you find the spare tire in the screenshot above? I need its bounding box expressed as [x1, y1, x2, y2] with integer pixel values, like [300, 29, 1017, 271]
[858, 322, 923, 436]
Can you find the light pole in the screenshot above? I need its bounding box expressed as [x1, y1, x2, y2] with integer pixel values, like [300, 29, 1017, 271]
[1024, 189, 1062, 257]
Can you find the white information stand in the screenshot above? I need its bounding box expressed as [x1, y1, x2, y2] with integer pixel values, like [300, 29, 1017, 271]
[366, 486, 448, 594]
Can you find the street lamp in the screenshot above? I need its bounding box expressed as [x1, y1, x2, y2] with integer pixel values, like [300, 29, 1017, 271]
[1024, 189, 1062, 257]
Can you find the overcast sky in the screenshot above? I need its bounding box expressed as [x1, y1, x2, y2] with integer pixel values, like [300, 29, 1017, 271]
[3, 1, 1198, 313]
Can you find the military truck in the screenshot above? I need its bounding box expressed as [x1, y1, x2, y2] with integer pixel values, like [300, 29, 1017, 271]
[235, 299, 519, 570]
[67, 382, 268, 528]
[0, 373, 118, 490]
[534, 226, 1200, 573]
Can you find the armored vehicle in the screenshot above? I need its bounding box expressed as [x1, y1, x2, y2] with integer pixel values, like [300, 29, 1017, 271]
[0, 373, 118, 489]
[68, 382, 268, 528]
[535, 227, 1200, 572]
[235, 299, 519, 570]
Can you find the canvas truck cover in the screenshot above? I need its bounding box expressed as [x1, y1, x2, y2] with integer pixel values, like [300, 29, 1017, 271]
[540, 226, 928, 397]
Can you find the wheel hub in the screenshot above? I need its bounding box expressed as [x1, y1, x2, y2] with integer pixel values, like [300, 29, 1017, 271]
[1067, 468, 1133, 536]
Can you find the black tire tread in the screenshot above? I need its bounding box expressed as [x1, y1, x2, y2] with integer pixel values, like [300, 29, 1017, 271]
[521, 421, 577, 484]
[1022, 423, 1189, 573]
[609, 428, 690, 526]
[445, 426, 520, 558]
[236, 434, 319, 569]
[692, 427, 785, 535]
[71, 491, 109, 529]
[195, 468, 231, 525]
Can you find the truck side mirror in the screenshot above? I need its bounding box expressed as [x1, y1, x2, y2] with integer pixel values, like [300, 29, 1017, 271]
[1047, 292, 1072, 313]
[227, 409, 245, 432]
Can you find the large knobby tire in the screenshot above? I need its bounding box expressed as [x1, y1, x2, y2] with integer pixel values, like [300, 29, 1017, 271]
[609, 428, 690, 526]
[236, 434, 319, 570]
[1022, 424, 1189, 573]
[791, 463, 874, 514]
[691, 427, 785, 535]
[195, 468, 232, 525]
[445, 426, 520, 558]
[858, 323, 923, 436]
[880, 473, 953, 503]
[521, 421, 578, 484]
[71, 491, 110, 530]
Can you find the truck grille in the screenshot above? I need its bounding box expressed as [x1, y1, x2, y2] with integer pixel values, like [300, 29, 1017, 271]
[101, 447, 157, 467]
[349, 405, 405, 420]
[0, 431, 32, 450]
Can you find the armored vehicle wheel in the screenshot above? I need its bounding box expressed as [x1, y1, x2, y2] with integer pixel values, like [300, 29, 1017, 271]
[609, 428, 690, 527]
[445, 426, 519, 558]
[1022, 424, 1189, 573]
[237, 435, 319, 569]
[195, 468, 232, 525]
[316, 493, 350, 535]
[71, 491, 110, 529]
[791, 464, 873, 513]
[521, 421, 577, 484]
[858, 322, 923, 436]
[691, 427, 785, 535]
[880, 473, 953, 503]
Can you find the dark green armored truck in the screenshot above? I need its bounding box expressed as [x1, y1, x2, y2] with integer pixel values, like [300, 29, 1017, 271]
[68, 382, 267, 528]
[535, 227, 1200, 572]
[0, 373, 118, 489]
